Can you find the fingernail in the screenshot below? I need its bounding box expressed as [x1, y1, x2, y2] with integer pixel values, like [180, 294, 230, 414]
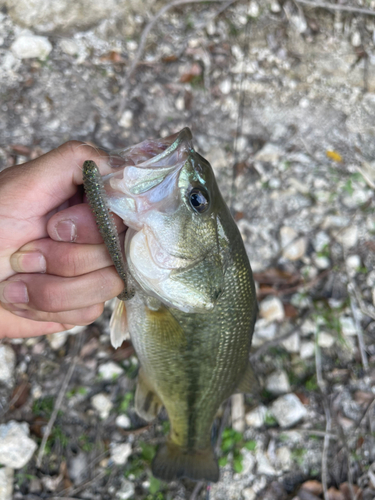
[55, 220, 77, 242]
[0, 281, 29, 304]
[10, 251, 46, 273]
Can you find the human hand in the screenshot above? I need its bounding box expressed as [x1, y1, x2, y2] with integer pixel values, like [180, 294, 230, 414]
[0, 142, 126, 338]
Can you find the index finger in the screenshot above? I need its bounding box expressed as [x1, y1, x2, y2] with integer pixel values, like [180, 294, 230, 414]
[0, 141, 113, 219]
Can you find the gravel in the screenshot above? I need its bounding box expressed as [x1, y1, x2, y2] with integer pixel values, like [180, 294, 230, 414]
[1, 0, 375, 498]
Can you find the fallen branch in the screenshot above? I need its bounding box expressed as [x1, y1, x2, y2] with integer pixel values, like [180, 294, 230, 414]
[295, 0, 375, 17]
[343, 248, 369, 373]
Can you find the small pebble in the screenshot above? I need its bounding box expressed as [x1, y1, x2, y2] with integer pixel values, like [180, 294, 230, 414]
[248, 1, 259, 17]
[346, 254, 361, 275]
[270, 1, 281, 13]
[300, 341, 315, 359]
[256, 450, 277, 475]
[276, 446, 293, 471]
[11, 35, 52, 60]
[47, 331, 68, 350]
[317, 332, 335, 349]
[340, 316, 357, 336]
[0, 345, 16, 387]
[98, 361, 124, 381]
[270, 393, 307, 428]
[0, 421, 37, 469]
[242, 487, 256, 500]
[116, 415, 132, 429]
[313, 231, 330, 252]
[60, 39, 79, 56]
[175, 96, 184, 111]
[281, 332, 300, 353]
[351, 31, 361, 47]
[110, 442, 132, 465]
[219, 79, 231, 94]
[116, 478, 135, 500]
[280, 226, 307, 261]
[91, 393, 113, 419]
[265, 370, 291, 395]
[259, 296, 285, 322]
[119, 110, 133, 129]
[314, 255, 330, 269]
[245, 405, 267, 428]
[334, 226, 358, 249]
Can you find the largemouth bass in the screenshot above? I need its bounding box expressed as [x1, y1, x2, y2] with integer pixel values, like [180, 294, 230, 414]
[83, 128, 257, 483]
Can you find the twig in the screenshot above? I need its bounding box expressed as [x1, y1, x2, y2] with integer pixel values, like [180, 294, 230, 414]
[315, 323, 330, 500]
[274, 428, 338, 439]
[68, 470, 108, 496]
[190, 481, 204, 500]
[36, 338, 80, 468]
[321, 400, 332, 500]
[117, 0, 234, 117]
[351, 279, 375, 322]
[343, 248, 369, 373]
[250, 309, 311, 361]
[295, 0, 375, 17]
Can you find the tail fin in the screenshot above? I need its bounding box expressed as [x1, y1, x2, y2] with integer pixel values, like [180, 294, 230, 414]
[152, 441, 219, 483]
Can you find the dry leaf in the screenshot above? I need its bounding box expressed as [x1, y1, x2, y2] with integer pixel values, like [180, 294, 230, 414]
[326, 150, 342, 162]
[300, 480, 323, 495]
[10, 381, 31, 410]
[327, 487, 345, 500]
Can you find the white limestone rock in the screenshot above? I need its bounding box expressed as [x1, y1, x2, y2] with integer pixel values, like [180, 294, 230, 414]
[0, 421, 37, 469]
[110, 442, 132, 465]
[245, 405, 267, 428]
[270, 393, 307, 428]
[265, 370, 291, 395]
[116, 415, 132, 429]
[317, 332, 335, 348]
[91, 393, 113, 419]
[98, 361, 124, 381]
[259, 296, 285, 322]
[11, 35, 52, 60]
[0, 345, 16, 387]
[0, 467, 13, 500]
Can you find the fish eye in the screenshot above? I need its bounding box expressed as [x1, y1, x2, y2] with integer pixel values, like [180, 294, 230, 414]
[188, 187, 210, 214]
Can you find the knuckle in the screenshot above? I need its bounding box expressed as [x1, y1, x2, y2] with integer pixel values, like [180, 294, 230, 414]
[37, 281, 66, 312]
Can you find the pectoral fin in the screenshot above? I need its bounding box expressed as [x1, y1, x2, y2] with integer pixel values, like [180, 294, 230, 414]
[135, 368, 163, 422]
[236, 362, 260, 395]
[110, 299, 130, 349]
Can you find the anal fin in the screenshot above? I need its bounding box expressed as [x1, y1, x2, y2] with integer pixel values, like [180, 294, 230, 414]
[135, 368, 163, 422]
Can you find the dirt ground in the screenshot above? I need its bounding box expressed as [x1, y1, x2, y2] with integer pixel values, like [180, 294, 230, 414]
[1, 1, 375, 499]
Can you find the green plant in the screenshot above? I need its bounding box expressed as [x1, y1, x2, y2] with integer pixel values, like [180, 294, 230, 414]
[219, 428, 257, 474]
[32, 395, 54, 418]
[119, 392, 134, 413]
